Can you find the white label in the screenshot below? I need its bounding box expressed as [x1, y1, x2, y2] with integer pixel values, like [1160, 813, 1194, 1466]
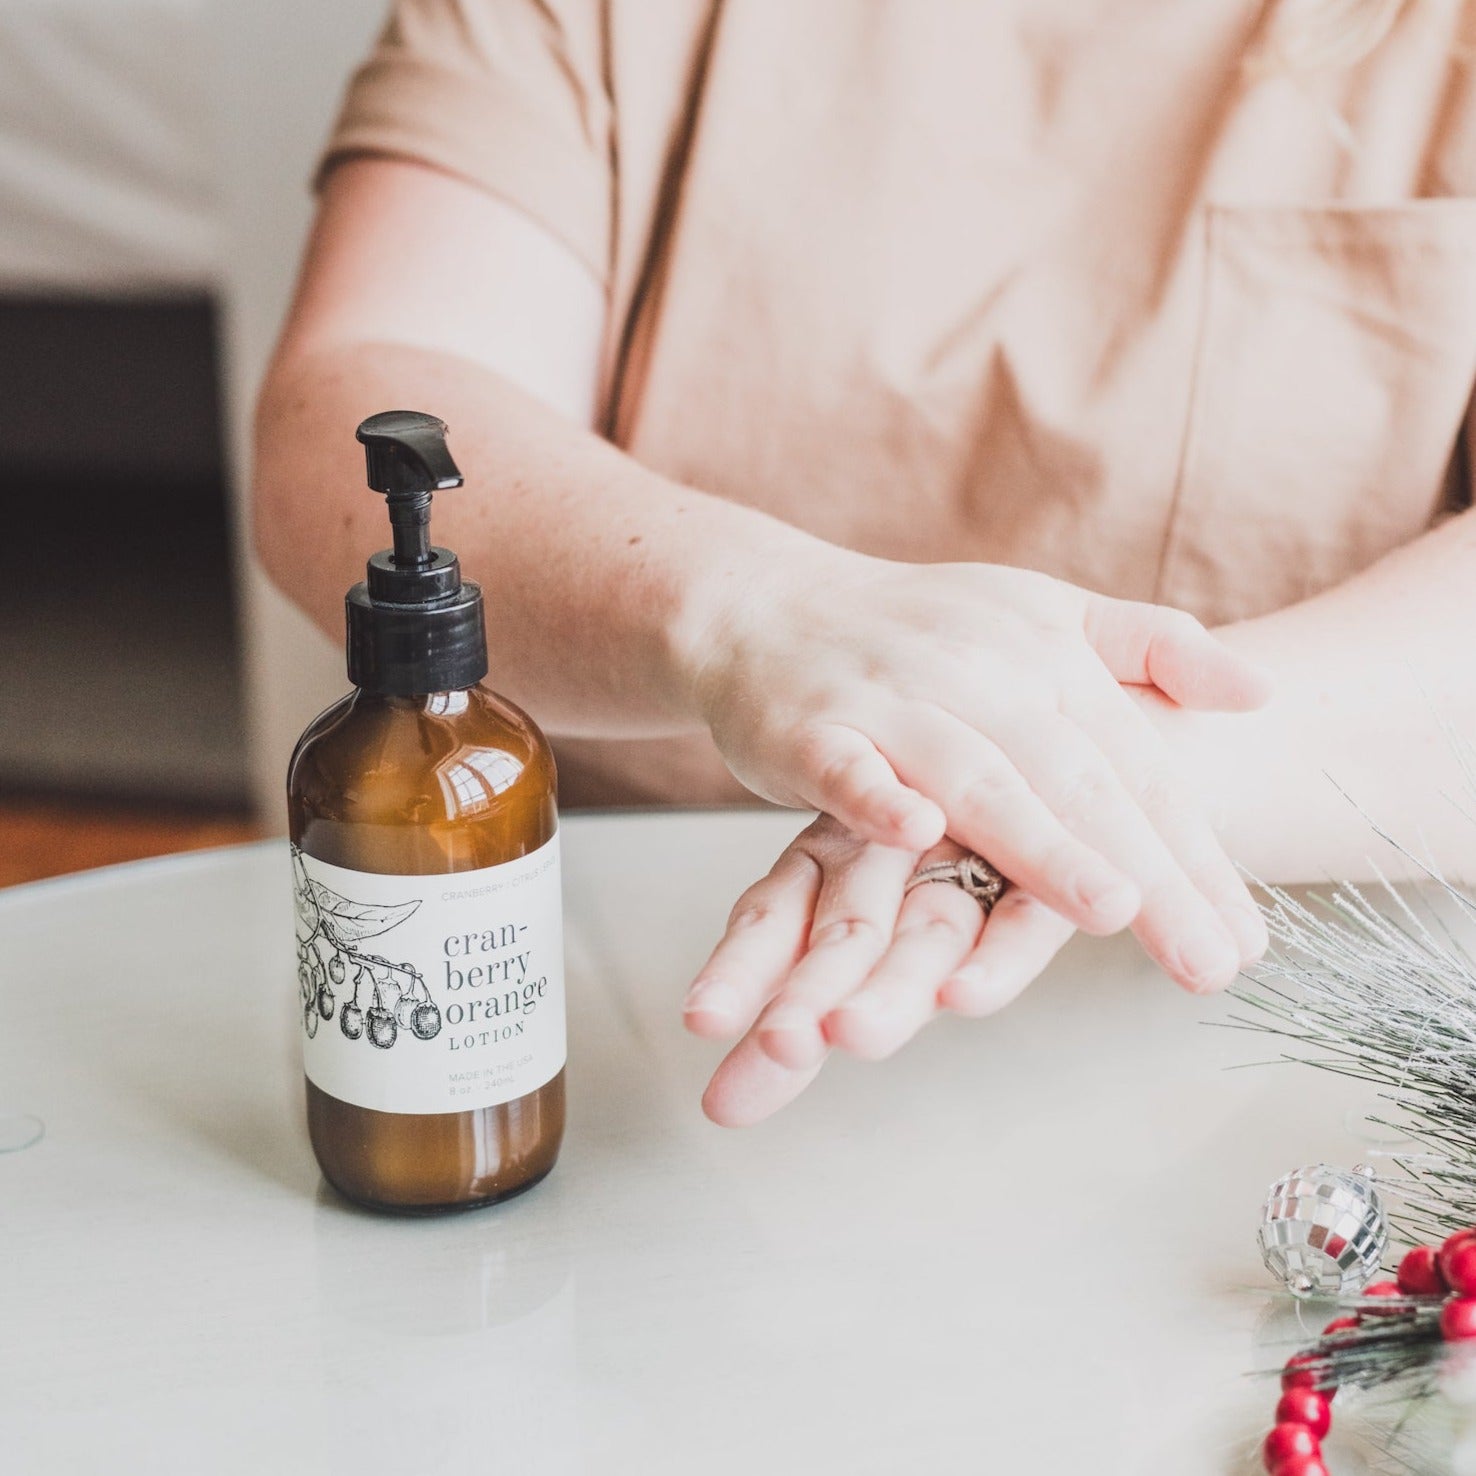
[292, 836, 565, 1115]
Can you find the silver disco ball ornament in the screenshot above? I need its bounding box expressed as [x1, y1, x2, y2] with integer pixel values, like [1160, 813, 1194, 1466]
[1258, 1163, 1388, 1298]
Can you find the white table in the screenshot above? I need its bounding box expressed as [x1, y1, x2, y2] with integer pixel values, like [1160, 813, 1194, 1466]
[0, 812, 1413, 1473]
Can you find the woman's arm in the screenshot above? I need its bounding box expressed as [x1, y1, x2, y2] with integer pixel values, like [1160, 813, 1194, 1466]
[256, 156, 1273, 995]
[693, 511, 1476, 1125]
[1168, 508, 1476, 881]
[255, 158, 814, 740]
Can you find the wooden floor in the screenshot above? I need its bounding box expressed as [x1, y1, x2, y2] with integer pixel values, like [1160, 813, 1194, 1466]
[0, 793, 263, 889]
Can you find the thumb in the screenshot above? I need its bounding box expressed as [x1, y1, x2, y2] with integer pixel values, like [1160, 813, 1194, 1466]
[1083, 597, 1273, 710]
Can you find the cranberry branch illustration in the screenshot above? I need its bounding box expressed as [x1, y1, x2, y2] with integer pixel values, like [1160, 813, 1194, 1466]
[292, 846, 441, 1049]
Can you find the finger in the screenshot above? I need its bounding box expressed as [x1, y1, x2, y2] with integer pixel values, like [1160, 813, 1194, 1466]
[684, 844, 823, 1039]
[789, 722, 947, 851]
[874, 710, 1140, 937]
[822, 871, 985, 1060]
[701, 1030, 825, 1128]
[1064, 670, 1269, 965]
[755, 840, 917, 1070]
[938, 889, 1076, 1016]
[988, 709, 1243, 992]
[1083, 597, 1273, 711]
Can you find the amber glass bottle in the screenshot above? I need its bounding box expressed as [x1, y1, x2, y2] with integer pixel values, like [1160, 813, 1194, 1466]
[287, 412, 565, 1214]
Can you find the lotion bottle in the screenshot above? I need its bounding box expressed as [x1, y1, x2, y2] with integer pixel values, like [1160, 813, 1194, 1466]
[287, 411, 565, 1213]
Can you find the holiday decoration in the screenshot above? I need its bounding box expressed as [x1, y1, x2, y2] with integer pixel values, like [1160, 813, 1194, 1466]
[1230, 851, 1476, 1250]
[1252, 1232, 1476, 1472]
[1224, 752, 1476, 1469]
[1259, 1165, 1388, 1298]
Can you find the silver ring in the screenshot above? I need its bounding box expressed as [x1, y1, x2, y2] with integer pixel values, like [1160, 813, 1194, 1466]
[905, 854, 1009, 916]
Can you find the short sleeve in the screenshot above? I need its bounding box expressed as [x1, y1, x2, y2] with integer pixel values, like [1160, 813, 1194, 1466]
[317, 0, 612, 282]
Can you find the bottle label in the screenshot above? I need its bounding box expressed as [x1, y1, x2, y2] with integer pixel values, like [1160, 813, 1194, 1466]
[292, 836, 565, 1115]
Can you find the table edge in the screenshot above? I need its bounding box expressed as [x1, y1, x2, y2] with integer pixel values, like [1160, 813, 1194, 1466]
[0, 805, 802, 907]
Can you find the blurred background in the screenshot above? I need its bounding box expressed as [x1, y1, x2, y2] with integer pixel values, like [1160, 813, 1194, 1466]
[0, 1, 390, 884]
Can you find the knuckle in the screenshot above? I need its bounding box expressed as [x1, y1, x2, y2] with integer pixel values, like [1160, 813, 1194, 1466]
[729, 849, 819, 924]
[809, 916, 886, 951]
[727, 896, 777, 931]
[1134, 760, 1190, 819]
[900, 909, 973, 941]
[815, 750, 874, 806]
[949, 764, 1020, 820]
[1051, 763, 1117, 825]
[1151, 606, 1205, 648]
[798, 813, 835, 844]
[794, 724, 859, 775]
[792, 817, 848, 863]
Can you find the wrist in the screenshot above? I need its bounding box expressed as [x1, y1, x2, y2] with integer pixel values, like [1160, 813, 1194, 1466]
[664, 513, 866, 727]
[1130, 686, 1239, 835]
[1134, 616, 1278, 841]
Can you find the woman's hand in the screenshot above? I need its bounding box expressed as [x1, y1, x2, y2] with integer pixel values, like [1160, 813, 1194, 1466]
[688, 551, 1271, 994]
[686, 815, 1082, 1127]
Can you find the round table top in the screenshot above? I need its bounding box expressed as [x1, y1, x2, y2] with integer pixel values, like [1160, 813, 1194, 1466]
[0, 810, 1403, 1474]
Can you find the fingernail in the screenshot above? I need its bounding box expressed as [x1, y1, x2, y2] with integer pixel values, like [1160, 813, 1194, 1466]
[838, 992, 887, 1015]
[1175, 929, 1241, 992]
[1219, 904, 1268, 962]
[684, 979, 739, 1018]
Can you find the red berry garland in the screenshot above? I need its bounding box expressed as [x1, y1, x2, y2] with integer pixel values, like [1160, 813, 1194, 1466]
[1441, 1297, 1476, 1341]
[1359, 1280, 1402, 1312]
[1274, 1389, 1330, 1439]
[1440, 1230, 1476, 1286]
[1397, 1245, 1446, 1297]
[1280, 1352, 1320, 1393]
[1264, 1422, 1320, 1471]
[1444, 1241, 1476, 1298]
[1264, 1225, 1476, 1473]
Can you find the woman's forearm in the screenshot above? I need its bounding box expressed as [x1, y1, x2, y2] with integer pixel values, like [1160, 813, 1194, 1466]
[1161, 509, 1476, 882]
[253, 339, 822, 739]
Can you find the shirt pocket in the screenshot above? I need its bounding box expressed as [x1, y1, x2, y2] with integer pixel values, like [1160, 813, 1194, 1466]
[1156, 200, 1476, 624]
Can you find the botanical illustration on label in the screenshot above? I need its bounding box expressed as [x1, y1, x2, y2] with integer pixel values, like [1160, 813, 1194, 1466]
[292, 835, 565, 1115]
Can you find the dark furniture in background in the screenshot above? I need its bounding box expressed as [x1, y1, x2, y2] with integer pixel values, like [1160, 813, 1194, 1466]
[0, 296, 249, 807]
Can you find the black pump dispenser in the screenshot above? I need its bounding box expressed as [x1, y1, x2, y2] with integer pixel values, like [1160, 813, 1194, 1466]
[346, 411, 488, 695]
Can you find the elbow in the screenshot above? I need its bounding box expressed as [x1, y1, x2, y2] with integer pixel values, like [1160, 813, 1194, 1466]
[251, 357, 319, 616]
[251, 366, 290, 592]
[249, 350, 371, 642]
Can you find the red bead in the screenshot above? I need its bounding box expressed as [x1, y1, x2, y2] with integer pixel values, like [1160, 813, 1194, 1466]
[1263, 1421, 1321, 1471]
[1272, 1460, 1329, 1476]
[1359, 1280, 1403, 1317]
[1442, 1297, 1476, 1342]
[1439, 1230, 1476, 1286]
[1275, 1388, 1331, 1440]
[1281, 1353, 1319, 1392]
[1398, 1245, 1448, 1297]
[1322, 1316, 1357, 1337]
[1445, 1240, 1476, 1298]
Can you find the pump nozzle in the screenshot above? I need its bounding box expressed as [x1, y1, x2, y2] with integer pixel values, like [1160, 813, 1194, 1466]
[356, 411, 464, 568]
[345, 410, 488, 694]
